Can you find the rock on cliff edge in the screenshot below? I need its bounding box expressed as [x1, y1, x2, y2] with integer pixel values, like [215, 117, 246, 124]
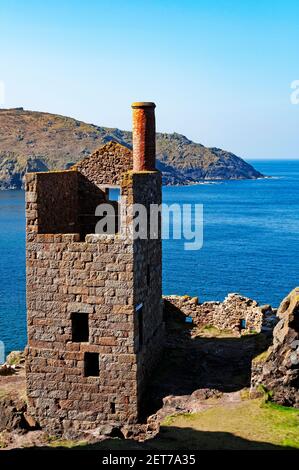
[251, 287, 299, 407]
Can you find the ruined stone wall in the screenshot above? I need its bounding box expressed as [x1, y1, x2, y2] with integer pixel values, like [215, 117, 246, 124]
[74, 141, 132, 186]
[26, 163, 119, 239]
[26, 171, 78, 234]
[27, 171, 79, 234]
[164, 294, 264, 335]
[78, 173, 106, 215]
[77, 173, 107, 239]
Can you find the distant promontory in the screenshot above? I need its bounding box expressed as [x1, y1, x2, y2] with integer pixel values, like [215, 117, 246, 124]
[0, 108, 263, 189]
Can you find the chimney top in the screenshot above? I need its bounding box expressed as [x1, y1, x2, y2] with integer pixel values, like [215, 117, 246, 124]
[131, 102, 156, 109]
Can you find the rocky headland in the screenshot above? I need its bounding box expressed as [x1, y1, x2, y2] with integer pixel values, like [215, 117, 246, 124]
[0, 108, 263, 189]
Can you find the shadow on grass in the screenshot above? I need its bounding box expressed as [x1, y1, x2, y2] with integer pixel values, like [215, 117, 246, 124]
[13, 425, 297, 451]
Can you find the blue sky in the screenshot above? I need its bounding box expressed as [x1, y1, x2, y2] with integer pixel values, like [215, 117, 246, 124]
[1, 0, 298, 158]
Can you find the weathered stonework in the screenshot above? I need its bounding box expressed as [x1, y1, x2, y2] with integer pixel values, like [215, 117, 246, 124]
[251, 287, 299, 407]
[163, 293, 270, 335]
[73, 141, 132, 186]
[25, 106, 163, 436]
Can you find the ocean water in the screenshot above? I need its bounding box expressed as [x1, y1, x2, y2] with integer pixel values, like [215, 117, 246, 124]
[0, 191, 26, 353]
[0, 160, 299, 352]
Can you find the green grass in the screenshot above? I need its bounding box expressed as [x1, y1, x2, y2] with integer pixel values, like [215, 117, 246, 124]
[252, 350, 270, 363]
[47, 437, 88, 448]
[198, 324, 234, 338]
[0, 389, 8, 399]
[240, 388, 251, 400]
[0, 432, 9, 449]
[257, 384, 274, 402]
[6, 351, 23, 366]
[242, 329, 258, 336]
[160, 399, 299, 450]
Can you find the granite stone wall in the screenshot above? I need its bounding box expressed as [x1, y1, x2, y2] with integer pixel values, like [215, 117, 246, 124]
[73, 141, 132, 186]
[26, 171, 78, 234]
[25, 230, 137, 435]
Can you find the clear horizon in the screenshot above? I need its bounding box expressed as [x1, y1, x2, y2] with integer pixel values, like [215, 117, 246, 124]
[1, 0, 299, 159]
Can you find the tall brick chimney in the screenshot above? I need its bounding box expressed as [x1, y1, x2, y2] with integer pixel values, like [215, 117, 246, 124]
[131, 102, 156, 171]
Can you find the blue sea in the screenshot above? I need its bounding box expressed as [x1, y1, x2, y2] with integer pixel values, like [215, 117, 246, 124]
[0, 160, 299, 353]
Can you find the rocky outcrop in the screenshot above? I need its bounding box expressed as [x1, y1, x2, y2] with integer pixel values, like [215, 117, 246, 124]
[0, 351, 25, 376]
[0, 351, 38, 433]
[0, 393, 27, 432]
[0, 108, 263, 189]
[251, 287, 299, 407]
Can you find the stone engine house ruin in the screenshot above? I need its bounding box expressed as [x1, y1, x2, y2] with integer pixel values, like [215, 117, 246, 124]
[25, 102, 164, 435]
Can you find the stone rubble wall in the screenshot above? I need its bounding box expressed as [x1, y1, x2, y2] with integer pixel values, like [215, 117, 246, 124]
[163, 293, 265, 334]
